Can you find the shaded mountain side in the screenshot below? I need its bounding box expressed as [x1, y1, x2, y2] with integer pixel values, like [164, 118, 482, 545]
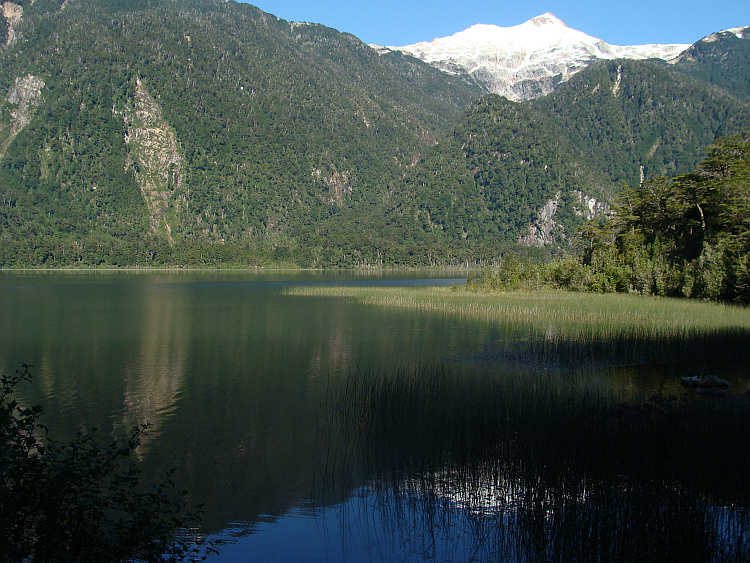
[671, 28, 750, 103]
[384, 60, 750, 252]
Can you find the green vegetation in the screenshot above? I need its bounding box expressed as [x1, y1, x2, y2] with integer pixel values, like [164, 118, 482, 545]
[465, 130, 750, 303]
[390, 60, 750, 253]
[327, 363, 750, 562]
[0, 365, 216, 562]
[672, 30, 750, 103]
[0, 0, 482, 268]
[1, 0, 749, 267]
[288, 285, 750, 333]
[289, 284, 750, 371]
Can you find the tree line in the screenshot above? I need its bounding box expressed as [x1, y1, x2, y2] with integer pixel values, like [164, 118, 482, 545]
[467, 130, 750, 303]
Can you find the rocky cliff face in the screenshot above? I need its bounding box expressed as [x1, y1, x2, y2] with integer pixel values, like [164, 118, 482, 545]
[0, 74, 45, 161]
[518, 192, 564, 247]
[2, 2, 22, 47]
[312, 167, 354, 206]
[122, 79, 184, 243]
[519, 190, 611, 247]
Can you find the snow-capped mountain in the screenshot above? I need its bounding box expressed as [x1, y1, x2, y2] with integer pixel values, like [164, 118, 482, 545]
[672, 25, 749, 64]
[373, 13, 690, 101]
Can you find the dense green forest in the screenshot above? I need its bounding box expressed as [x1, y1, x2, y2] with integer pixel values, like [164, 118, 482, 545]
[467, 129, 750, 302]
[385, 58, 750, 254]
[0, 0, 749, 268]
[0, 0, 482, 266]
[671, 28, 750, 103]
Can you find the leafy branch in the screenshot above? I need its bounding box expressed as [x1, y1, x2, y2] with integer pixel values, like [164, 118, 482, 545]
[0, 364, 219, 563]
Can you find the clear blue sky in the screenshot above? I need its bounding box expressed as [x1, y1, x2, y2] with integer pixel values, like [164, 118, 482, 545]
[240, 0, 748, 47]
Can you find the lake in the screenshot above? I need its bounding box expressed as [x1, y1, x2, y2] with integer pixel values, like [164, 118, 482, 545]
[2, 271, 749, 562]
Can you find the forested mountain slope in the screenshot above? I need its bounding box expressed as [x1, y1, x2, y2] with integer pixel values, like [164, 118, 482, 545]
[389, 59, 750, 252]
[0, 0, 748, 266]
[0, 0, 480, 266]
[672, 27, 750, 102]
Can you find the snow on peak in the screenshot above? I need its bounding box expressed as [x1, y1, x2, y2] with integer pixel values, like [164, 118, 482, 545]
[728, 27, 747, 38]
[406, 13, 605, 56]
[379, 13, 691, 101]
[529, 12, 566, 27]
[696, 25, 748, 45]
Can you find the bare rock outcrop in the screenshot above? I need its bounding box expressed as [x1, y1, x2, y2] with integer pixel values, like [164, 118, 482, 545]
[2, 2, 22, 47]
[123, 79, 184, 243]
[0, 74, 45, 161]
[518, 191, 563, 247]
[312, 167, 354, 206]
[519, 190, 611, 247]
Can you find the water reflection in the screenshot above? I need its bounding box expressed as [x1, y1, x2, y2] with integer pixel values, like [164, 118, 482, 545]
[316, 365, 750, 562]
[121, 280, 189, 455]
[1, 273, 749, 561]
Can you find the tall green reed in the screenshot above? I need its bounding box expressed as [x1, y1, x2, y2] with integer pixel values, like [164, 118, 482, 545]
[291, 286, 750, 379]
[320, 363, 750, 562]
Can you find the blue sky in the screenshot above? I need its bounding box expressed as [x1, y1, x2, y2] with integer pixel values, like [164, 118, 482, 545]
[240, 0, 748, 48]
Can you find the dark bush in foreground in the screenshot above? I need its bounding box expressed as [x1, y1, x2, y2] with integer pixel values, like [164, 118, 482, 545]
[0, 365, 217, 562]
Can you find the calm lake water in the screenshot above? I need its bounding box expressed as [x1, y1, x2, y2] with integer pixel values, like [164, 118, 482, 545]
[2, 271, 749, 562]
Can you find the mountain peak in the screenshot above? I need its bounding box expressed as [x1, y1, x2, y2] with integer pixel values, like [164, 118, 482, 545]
[443, 14, 596, 51]
[528, 12, 567, 28]
[384, 14, 690, 101]
[719, 26, 748, 39]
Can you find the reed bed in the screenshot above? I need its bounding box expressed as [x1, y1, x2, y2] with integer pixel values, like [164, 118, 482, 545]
[290, 286, 750, 376]
[303, 286, 750, 558]
[288, 286, 750, 334]
[320, 363, 750, 562]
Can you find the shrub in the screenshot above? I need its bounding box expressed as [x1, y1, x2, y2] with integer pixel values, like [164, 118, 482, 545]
[0, 365, 217, 563]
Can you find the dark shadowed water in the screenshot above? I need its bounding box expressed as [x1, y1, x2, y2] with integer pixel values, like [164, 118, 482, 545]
[1, 271, 749, 562]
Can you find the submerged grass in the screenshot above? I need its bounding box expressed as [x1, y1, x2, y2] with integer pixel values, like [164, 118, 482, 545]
[300, 287, 750, 559]
[332, 364, 750, 501]
[322, 363, 750, 562]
